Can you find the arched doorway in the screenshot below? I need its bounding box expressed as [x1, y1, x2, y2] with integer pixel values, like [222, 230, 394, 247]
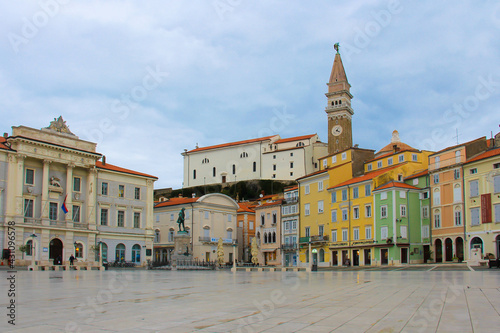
[496, 235, 500, 258]
[435, 239, 443, 263]
[456, 237, 464, 262]
[445, 238, 453, 262]
[101, 243, 108, 262]
[49, 238, 63, 263]
[115, 243, 125, 262]
[132, 244, 141, 263]
[470, 237, 483, 254]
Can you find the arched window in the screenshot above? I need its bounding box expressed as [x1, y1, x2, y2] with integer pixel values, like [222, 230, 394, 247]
[253, 161, 257, 172]
[132, 244, 141, 263]
[470, 237, 483, 253]
[75, 243, 83, 258]
[273, 232, 276, 243]
[202, 158, 209, 164]
[319, 249, 325, 262]
[213, 167, 216, 177]
[154, 229, 160, 243]
[193, 169, 196, 179]
[433, 188, 440, 205]
[455, 150, 461, 163]
[26, 240, 33, 256]
[232, 164, 236, 174]
[296, 142, 305, 147]
[116, 243, 126, 262]
[264, 233, 268, 244]
[240, 152, 248, 158]
[101, 243, 108, 262]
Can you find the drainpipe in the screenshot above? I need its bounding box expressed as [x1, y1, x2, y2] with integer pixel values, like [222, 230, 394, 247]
[406, 189, 410, 264]
[461, 164, 467, 260]
[190, 202, 195, 254]
[347, 184, 351, 262]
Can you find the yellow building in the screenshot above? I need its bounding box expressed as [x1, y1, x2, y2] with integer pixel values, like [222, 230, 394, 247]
[463, 138, 500, 259]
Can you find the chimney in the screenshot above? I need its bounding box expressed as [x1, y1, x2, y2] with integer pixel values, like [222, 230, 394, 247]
[3, 133, 8, 138]
[102, 155, 106, 165]
[393, 144, 400, 153]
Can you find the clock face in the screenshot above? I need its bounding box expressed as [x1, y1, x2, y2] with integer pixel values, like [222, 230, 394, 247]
[332, 125, 343, 136]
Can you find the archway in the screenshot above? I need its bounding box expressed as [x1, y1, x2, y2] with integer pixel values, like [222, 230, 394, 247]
[132, 244, 141, 263]
[470, 237, 483, 254]
[496, 235, 500, 258]
[116, 243, 126, 262]
[435, 239, 443, 263]
[49, 238, 63, 263]
[445, 238, 453, 262]
[455, 237, 464, 261]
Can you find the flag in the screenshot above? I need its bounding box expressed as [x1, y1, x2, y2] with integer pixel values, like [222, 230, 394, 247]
[62, 195, 69, 214]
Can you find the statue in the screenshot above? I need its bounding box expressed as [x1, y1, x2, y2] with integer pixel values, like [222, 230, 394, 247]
[176, 207, 186, 232]
[251, 237, 259, 265]
[334, 42, 340, 54]
[50, 177, 61, 187]
[45, 116, 75, 135]
[217, 238, 224, 267]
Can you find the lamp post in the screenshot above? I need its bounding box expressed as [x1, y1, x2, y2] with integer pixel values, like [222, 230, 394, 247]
[97, 241, 103, 267]
[30, 233, 37, 268]
[74, 241, 78, 263]
[231, 241, 237, 272]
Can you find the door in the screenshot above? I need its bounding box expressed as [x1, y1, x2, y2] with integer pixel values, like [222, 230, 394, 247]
[205, 252, 210, 262]
[381, 249, 388, 265]
[353, 250, 359, 266]
[364, 249, 371, 266]
[445, 238, 453, 262]
[435, 239, 443, 263]
[423, 245, 430, 263]
[332, 251, 338, 266]
[49, 238, 63, 263]
[342, 250, 348, 266]
[456, 237, 464, 262]
[401, 248, 408, 264]
[285, 254, 290, 267]
[496, 235, 500, 258]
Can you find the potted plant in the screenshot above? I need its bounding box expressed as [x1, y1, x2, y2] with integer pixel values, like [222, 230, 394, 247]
[452, 255, 459, 263]
[18, 245, 29, 259]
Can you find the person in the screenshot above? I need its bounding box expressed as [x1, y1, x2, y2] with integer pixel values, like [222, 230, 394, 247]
[56, 255, 62, 265]
[69, 255, 75, 266]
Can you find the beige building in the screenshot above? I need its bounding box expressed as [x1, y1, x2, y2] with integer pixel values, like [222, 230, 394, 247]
[254, 199, 283, 266]
[0, 118, 157, 266]
[182, 134, 327, 188]
[153, 193, 239, 263]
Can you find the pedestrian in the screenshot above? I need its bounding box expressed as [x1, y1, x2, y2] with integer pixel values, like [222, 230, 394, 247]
[69, 254, 75, 266]
[56, 255, 62, 265]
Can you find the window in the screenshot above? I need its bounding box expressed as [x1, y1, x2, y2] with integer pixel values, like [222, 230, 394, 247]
[232, 164, 236, 174]
[318, 181, 323, 191]
[422, 192, 429, 199]
[240, 152, 248, 158]
[290, 152, 293, 156]
[250, 221, 254, 229]
[228, 214, 232, 222]
[73, 177, 81, 192]
[381, 205, 387, 218]
[494, 176, 500, 193]
[400, 205, 406, 217]
[49, 203, 58, 220]
[202, 158, 209, 164]
[453, 184, 461, 203]
[342, 228, 348, 241]
[290, 162, 294, 169]
[387, 158, 393, 166]
[470, 168, 477, 174]
[413, 179, 419, 185]
[412, 154, 418, 162]
[296, 142, 305, 147]
[381, 227, 388, 240]
[75, 243, 83, 258]
[341, 152, 347, 160]
[203, 228, 210, 238]
[304, 185, 310, 194]
[134, 212, 140, 228]
[26, 240, 33, 256]
[454, 209, 462, 226]
[377, 161, 383, 168]
[470, 208, 480, 226]
[494, 204, 500, 223]
[342, 208, 348, 221]
[400, 225, 407, 238]
[331, 209, 337, 222]
[353, 187, 359, 198]
[365, 184, 371, 196]
[100, 208, 108, 226]
[117, 211, 125, 227]
[25, 168, 35, 185]
[332, 156, 337, 163]
[260, 213, 265, 225]
[24, 199, 34, 218]
[292, 220, 297, 230]
[272, 212, 277, 224]
[253, 162, 256, 172]
[433, 188, 440, 205]
[115, 244, 125, 262]
[341, 189, 348, 201]
[365, 226, 372, 239]
[434, 156, 440, 168]
[381, 192, 387, 200]
[305, 227, 310, 237]
[353, 206, 359, 219]
[353, 228, 359, 240]
[118, 185, 124, 198]
[168, 229, 175, 242]
[454, 169, 460, 180]
[365, 205, 372, 218]
[400, 191, 406, 199]
[494, 163, 500, 169]
[304, 203, 310, 216]
[227, 229, 233, 239]
[399, 155, 404, 162]
[422, 225, 430, 238]
[284, 221, 290, 231]
[434, 210, 441, 228]
[422, 206, 429, 219]
[469, 180, 479, 197]
[170, 213, 174, 221]
[331, 191, 337, 203]
[273, 155, 276, 159]
[134, 187, 141, 200]
[154, 230, 160, 243]
[455, 150, 461, 163]
[319, 225, 324, 235]
[331, 230, 337, 242]
[318, 200, 324, 213]
[323, 159, 327, 168]
[101, 182, 108, 195]
[367, 164, 372, 171]
[72, 205, 80, 222]
[433, 174, 439, 184]
[193, 169, 196, 179]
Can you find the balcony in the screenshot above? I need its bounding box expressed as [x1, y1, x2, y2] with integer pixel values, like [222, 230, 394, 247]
[283, 198, 298, 204]
[299, 235, 329, 244]
[198, 237, 237, 245]
[282, 244, 298, 251]
[23, 218, 42, 225]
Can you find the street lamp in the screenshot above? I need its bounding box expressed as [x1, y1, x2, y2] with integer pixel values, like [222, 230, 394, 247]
[97, 241, 103, 266]
[30, 233, 37, 268]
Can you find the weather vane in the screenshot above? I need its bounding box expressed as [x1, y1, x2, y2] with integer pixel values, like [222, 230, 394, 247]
[334, 43, 340, 54]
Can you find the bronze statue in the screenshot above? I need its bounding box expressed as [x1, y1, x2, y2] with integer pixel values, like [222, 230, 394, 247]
[177, 207, 186, 232]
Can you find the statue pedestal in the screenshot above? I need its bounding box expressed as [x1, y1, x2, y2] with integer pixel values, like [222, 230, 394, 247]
[172, 232, 192, 269]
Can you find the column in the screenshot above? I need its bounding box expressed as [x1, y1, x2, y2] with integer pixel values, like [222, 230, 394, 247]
[41, 160, 51, 222]
[87, 167, 97, 230]
[5, 154, 19, 221]
[65, 164, 74, 223]
[452, 239, 456, 260]
[442, 241, 445, 262]
[15, 155, 26, 222]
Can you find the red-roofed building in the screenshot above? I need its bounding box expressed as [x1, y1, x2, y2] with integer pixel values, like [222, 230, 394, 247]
[237, 202, 256, 262]
[254, 199, 283, 266]
[181, 133, 327, 188]
[282, 186, 299, 266]
[1, 118, 157, 268]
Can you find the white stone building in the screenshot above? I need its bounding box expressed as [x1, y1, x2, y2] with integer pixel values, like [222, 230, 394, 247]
[0, 118, 157, 266]
[182, 134, 327, 188]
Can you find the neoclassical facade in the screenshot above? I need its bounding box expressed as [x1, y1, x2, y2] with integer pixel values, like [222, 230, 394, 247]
[0, 118, 156, 266]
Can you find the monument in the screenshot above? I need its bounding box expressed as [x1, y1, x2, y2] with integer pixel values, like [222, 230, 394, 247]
[172, 208, 192, 268]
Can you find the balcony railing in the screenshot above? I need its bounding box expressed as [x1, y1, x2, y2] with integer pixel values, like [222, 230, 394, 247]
[282, 244, 298, 250]
[23, 218, 42, 225]
[299, 235, 329, 244]
[198, 237, 237, 245]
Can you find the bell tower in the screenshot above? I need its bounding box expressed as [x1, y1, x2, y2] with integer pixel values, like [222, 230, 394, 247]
[326, 43, 353, 155]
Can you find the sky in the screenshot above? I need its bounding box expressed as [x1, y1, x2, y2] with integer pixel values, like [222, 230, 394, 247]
[1, 1, 499, 189]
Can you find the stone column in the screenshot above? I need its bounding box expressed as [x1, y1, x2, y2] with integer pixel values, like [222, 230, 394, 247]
[65, 164, 74, 223]
[15, 155, 26, 223]
[87, 167, 97, 230]
[41, 159, 51, 222]
[5, 155, 19, 222]
[442, 241, 445, 262]
[452, 239, 456, 260]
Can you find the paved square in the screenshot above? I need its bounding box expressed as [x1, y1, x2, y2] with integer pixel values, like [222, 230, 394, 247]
[2, 269, 500, 332]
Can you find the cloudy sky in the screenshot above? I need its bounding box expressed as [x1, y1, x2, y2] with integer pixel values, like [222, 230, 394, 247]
[1, 1, 499, 189]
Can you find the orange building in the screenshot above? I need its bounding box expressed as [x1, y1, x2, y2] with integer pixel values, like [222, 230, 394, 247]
[237, 202, 256, 262]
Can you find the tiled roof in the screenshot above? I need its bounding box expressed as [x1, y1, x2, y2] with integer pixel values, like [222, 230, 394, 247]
[187, 135, 278, 153]
[374, 181, 420, 191]
[376, 142, 417, 156]
[254, 199, 283, 209]
[284, 186, 298, 192]
[404, 169, 428, 180]
[155, 197, 198, 208]
[237, 202, 256, 213]
[96, 161, 157, 179]
[465, 147, 500, 164]
[328, 164, 401, 190]
[430, 137, 485, 156]
[296, 168, 329, 181]
[0, 137, 13, 151]
[274, 134, 315, 144]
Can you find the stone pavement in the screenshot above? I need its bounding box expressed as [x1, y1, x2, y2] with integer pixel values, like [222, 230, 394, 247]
[1, 269, 500, 332]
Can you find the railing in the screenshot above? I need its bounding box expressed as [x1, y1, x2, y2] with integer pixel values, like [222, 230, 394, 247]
[176, 259, 216, 270]
[199, 236, 211, 242]
[299, 235, 329, 243]
[198, 237, 237, 245]
[282, 244, 298, 250]
[283, 198, 298, 204]
[23, 218, 42, 225]
[49, 220, 89, 229]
